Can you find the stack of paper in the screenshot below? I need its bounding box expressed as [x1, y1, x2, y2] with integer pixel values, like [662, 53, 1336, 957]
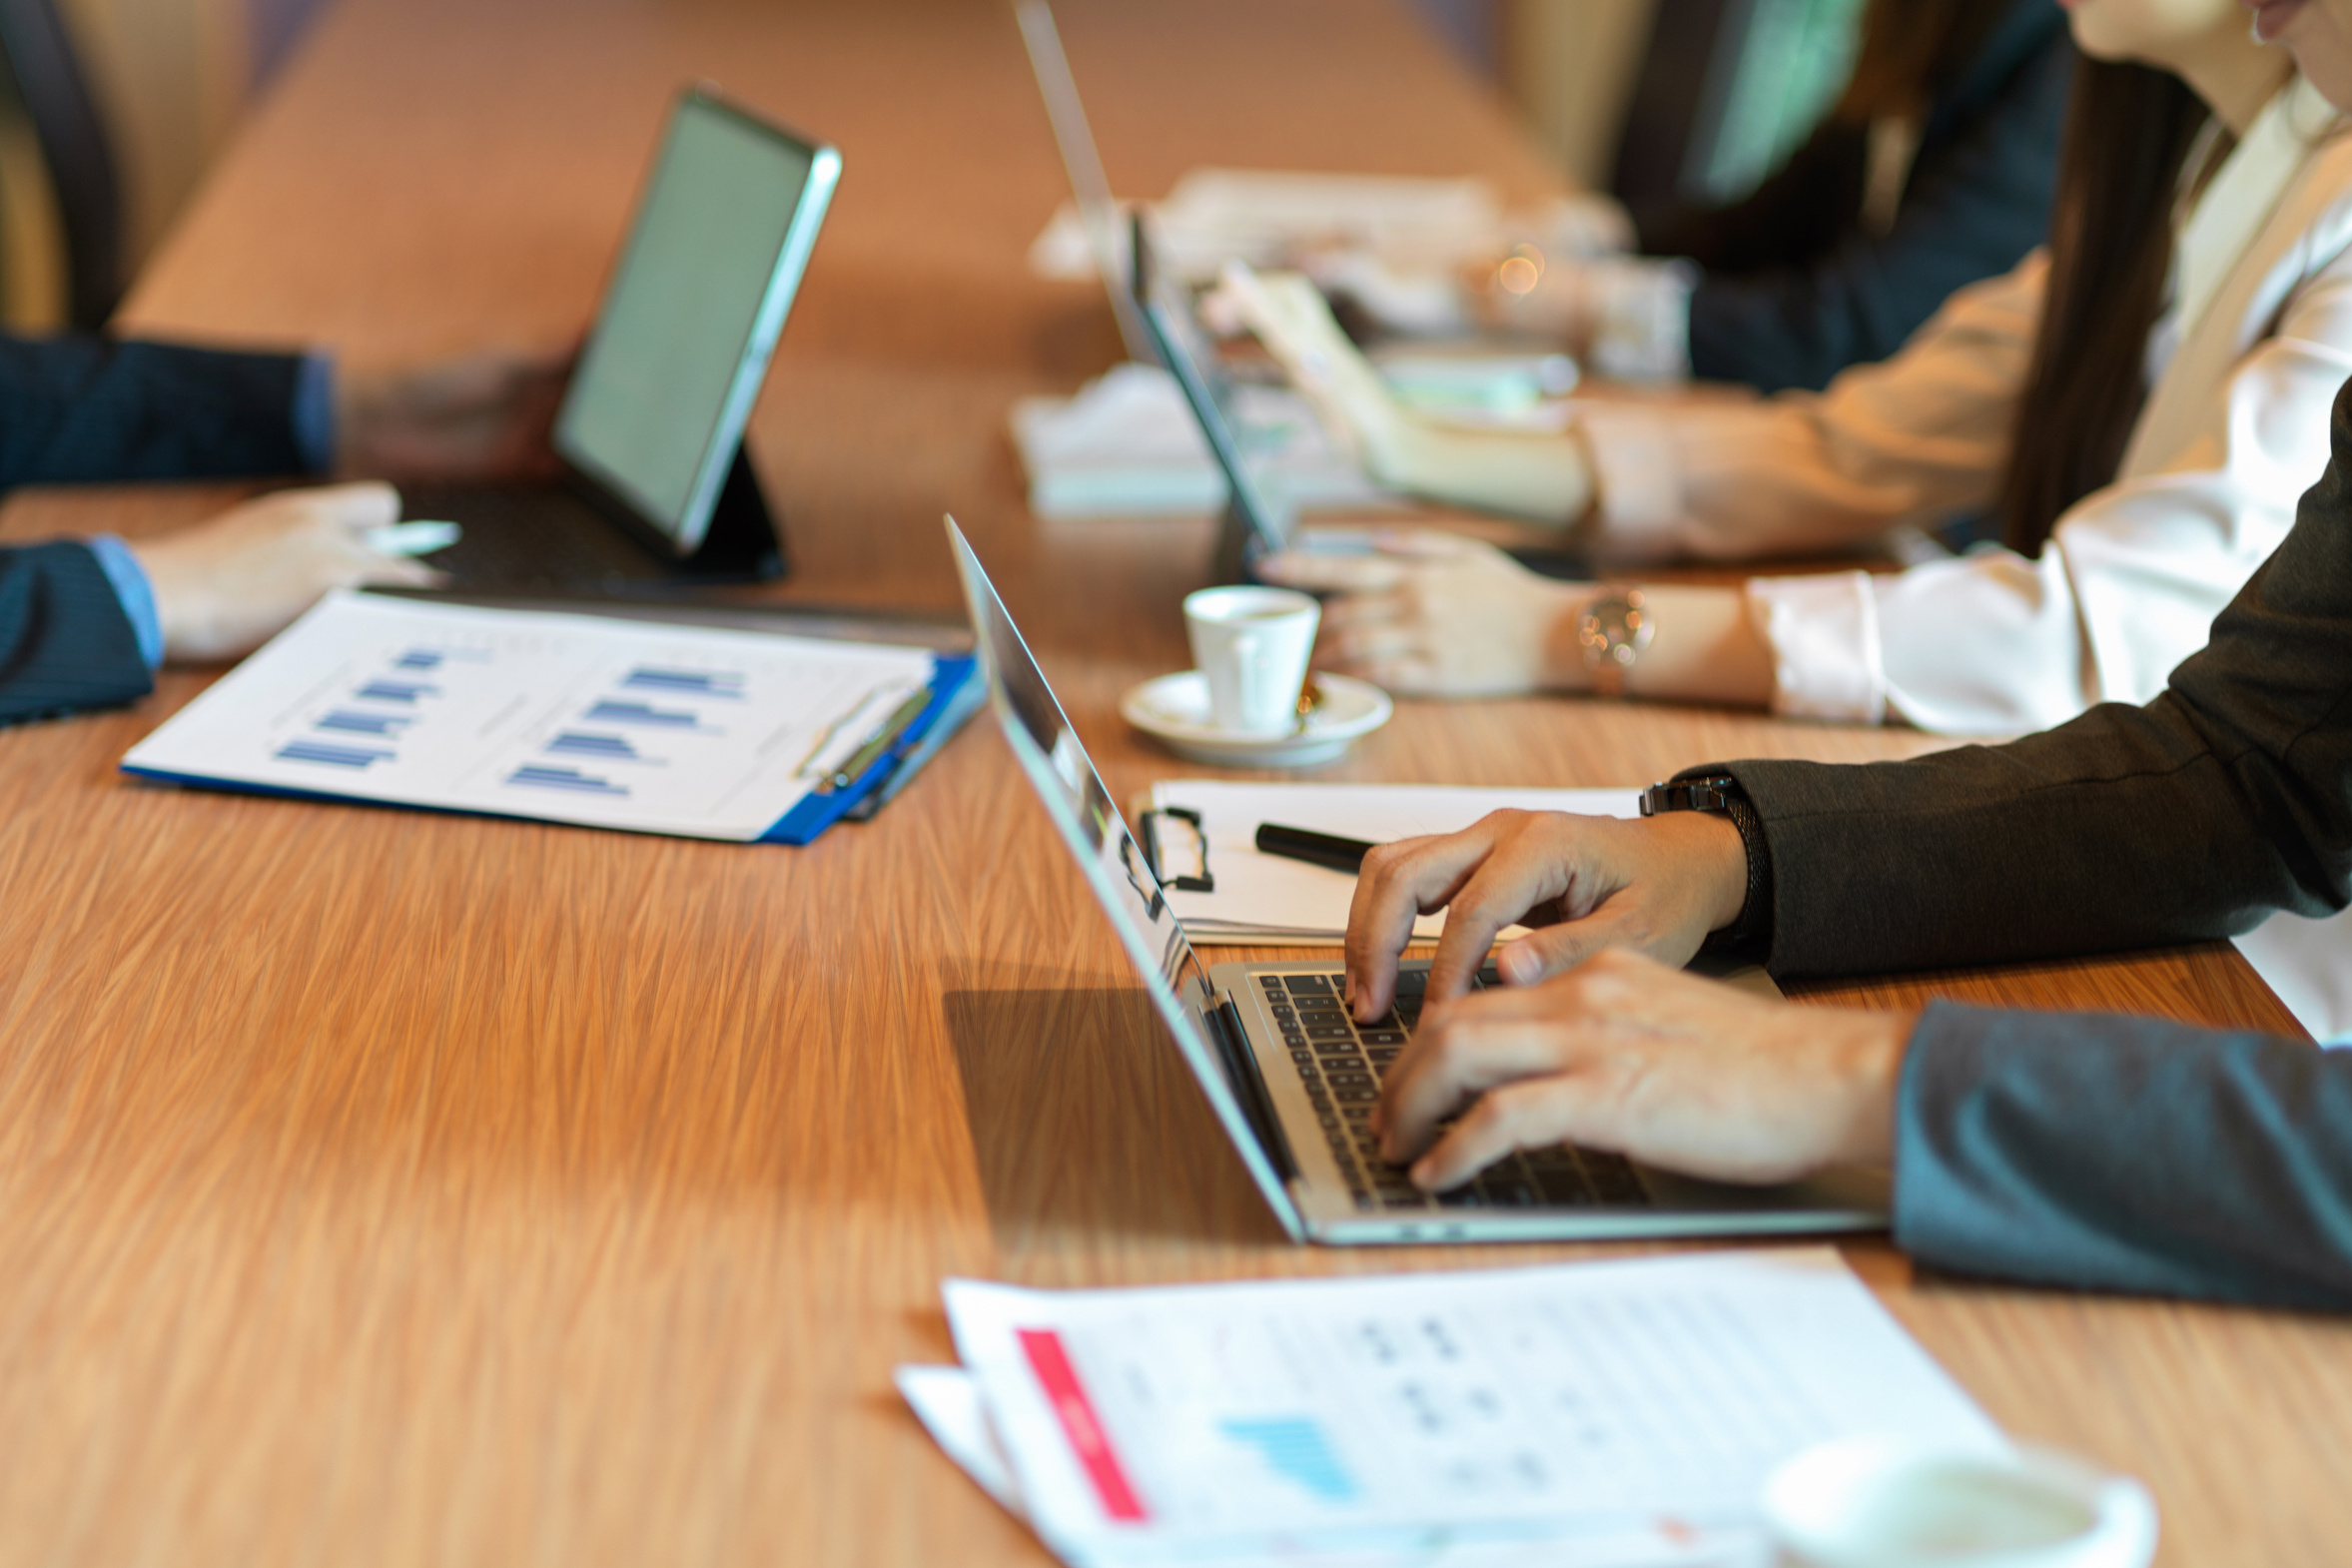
[122, 592, 976, 844]
[899, 1248, 2006, 1568]
[1146, 781, 1643, 945]
[1011, 364, 1393, 519]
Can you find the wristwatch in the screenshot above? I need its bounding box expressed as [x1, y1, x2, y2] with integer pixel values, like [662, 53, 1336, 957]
[1640, 774, 1772, 956]
[1578, 588, 1652, 698]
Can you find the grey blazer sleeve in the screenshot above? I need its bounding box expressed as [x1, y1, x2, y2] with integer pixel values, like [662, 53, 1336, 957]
[1705, 375, 2352, 979]
[0, 541, 155, 724]
[1896, 1003, 2352, 1308]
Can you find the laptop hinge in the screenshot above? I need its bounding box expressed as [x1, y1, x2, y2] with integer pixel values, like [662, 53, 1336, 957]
[1203, 990, 1298, 1181]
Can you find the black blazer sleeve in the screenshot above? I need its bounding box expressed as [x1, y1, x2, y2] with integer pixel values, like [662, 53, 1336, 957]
[1, 333, 314, 491]
[0, 541, 154, 724]
[1638, 1, 2071, 393]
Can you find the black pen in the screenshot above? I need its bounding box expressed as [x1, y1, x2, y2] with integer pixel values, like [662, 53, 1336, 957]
[1255, 822, 1381, 874]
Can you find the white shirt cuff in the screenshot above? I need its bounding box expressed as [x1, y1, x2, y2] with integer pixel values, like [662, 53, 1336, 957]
[1746, 570, 1888, 724]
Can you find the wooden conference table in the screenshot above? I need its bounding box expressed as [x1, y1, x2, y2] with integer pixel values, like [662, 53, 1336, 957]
[0, 0, 2341, 1562]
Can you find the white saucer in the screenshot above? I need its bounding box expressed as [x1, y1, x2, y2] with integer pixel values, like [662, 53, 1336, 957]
[1120, 671, 1392, 768]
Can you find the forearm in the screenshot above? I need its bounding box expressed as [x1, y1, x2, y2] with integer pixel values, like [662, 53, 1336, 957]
[0, 335, 314, 490]
[1612, 583, 1775, 708]
[0, 542, 156, 723]
[1382, 421, 1595, 527]
[1897, 1003, 2352, 1307]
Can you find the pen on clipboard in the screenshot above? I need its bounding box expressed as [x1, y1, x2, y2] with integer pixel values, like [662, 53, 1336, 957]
[1254, 822, 1382, 874]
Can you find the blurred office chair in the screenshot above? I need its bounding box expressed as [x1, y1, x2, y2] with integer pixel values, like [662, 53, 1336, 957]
[0, 0, 124, 328]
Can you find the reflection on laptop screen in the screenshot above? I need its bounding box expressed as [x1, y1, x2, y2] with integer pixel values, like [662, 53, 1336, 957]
[554, 95, 823, 549]
[1131, 223, 1293, 552]
[946, 516, 1303, 1230]
[945, 522, 1210, 1009]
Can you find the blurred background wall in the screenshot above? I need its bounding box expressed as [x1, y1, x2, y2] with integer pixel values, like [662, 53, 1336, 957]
[0, 0, 329, 330]
[1, 0, 1865, 333]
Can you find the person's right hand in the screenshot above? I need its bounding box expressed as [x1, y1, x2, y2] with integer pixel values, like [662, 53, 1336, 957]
[1218, 264, 1597, 523]
[128, 481, 438, 662]
[1343, 807, 1749, 1025]
[1255, 528, 1591, 696]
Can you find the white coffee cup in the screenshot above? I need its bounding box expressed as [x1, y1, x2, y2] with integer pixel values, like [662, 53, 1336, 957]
[1183, 585, 1320, 735]
[1764, 1437, 2158, 1568]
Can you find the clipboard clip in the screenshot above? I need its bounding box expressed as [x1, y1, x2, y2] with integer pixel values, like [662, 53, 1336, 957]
[1139, 806, 1214, 893]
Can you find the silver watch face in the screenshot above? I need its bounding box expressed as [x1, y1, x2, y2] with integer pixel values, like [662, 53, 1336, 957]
[1578, 590, 1655, 668]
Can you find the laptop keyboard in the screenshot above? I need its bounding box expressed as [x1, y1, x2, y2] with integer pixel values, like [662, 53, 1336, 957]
[1256, 968, 1651, 1214]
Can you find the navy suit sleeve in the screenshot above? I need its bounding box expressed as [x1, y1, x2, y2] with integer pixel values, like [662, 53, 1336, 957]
[1, 333, 315, 491]
[1896, 1004, 2352, 1308]
[1660, 15, 2071, 392]
[0, 542, 155, 724]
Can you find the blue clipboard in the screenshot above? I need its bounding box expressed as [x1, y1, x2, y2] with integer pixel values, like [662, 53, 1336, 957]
[759, 654, 978, 843]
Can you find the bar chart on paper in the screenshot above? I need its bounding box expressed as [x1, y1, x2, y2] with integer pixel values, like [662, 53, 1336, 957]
[123, 593, 944, 840]
[941, 1251, 2008, 1566]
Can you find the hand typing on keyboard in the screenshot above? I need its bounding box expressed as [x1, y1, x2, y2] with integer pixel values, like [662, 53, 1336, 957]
[1332, 806, 1912, 1196]
[1367, 949, 1913, 1193]
[1341, 806, 1746, 1023]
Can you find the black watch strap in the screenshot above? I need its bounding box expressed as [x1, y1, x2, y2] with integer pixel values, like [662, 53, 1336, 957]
[1640, 774, 1773, 957]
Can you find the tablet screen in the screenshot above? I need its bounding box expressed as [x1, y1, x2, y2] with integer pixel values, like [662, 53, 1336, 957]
[554, 93, 833, 551]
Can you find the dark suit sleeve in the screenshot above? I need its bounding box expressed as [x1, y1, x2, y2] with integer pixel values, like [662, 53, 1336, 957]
[1894, 1004, 2352, 1308]
[1644, 8, 2071, 393]
[0, 542, 155, 724]
[1, 333, 315, 490]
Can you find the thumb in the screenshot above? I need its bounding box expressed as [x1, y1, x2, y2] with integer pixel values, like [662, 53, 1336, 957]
[1371, 527, 1481, 563]
[1492, 915, 1643, 987]
[307, 479, 404, 531]
[1254, 548, 1405, 594]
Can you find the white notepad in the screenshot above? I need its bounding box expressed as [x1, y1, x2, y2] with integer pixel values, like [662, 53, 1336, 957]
[1146, 780, 1642, 945]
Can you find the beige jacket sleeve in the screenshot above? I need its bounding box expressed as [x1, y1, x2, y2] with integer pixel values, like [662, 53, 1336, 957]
[1578, 253, 2044, 563]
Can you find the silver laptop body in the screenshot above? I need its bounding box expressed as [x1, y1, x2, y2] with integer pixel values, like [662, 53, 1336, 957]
[945, 516, 1887, 1244]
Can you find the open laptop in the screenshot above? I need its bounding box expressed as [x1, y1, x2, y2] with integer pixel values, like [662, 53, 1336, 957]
[944, 516, 1887, 1243]
[1130, 216, 1593, 585]
[1013, 0, 1157, 365]
[401, 87, 840, 595]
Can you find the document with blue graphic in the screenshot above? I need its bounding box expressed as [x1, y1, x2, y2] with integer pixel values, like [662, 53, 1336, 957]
[919, 1249, 2000, 1568]
[122, 591, 944, 841]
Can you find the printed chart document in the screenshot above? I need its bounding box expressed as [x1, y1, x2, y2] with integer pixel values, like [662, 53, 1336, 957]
[123, 592, 949, 842]
[911, 1249, 2003, 1568]
[1146, 781, 1641, 944]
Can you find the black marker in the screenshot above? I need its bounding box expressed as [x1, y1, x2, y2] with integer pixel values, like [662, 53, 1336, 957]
[1254, 822, 1381, 874]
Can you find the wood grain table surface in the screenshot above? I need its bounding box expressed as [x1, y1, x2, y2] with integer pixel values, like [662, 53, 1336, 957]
[0, 0, 2341, 1562]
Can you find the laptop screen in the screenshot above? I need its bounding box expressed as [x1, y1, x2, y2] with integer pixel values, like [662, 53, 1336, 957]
[554, 91, 838, 553]
[1131, 220, 1294, 553]
[944, 518, 1298, 1229]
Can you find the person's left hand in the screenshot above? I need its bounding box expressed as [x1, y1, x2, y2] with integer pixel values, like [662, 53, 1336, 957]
[1255, 529, 1591, 696]
[1372, 947, 1914, 1190]
[336, 346, 573, 482]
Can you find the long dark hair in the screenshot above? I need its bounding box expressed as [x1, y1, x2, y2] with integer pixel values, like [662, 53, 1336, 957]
[1833, 0, 2010, 124]
[1996, 60, 2217, 556]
